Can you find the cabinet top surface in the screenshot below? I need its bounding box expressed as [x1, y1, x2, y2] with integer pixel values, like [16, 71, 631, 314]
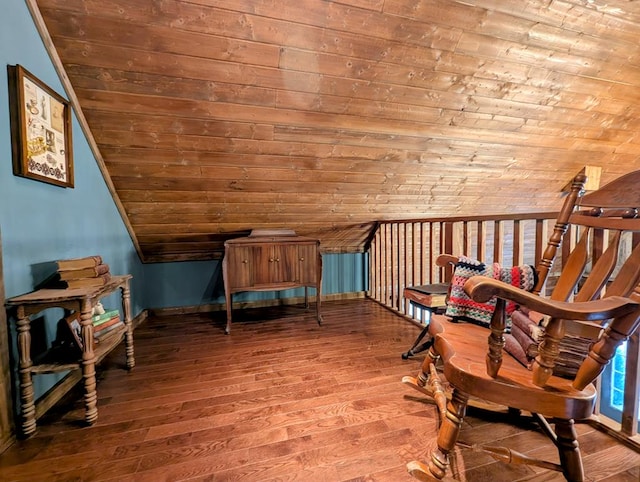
[225, 235, 320, 246]
[6, 274, 132, 305]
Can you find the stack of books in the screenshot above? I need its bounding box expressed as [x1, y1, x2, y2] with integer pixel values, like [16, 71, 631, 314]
[91, 308, 123, 343]
[50, 255, 111, 289]
[61, 308, 123, 351]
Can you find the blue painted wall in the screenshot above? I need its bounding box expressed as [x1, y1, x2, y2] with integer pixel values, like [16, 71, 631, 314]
[144, 253, 368, 310]
[1, 2, 367, 406]
[0, 2, 147, 399]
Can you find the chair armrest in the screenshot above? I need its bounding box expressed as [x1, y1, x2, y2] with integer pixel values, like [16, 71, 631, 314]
[436, 254, 458, 267]
[465, 276, 638, 321]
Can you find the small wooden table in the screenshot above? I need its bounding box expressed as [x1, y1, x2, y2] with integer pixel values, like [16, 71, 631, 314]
[404, 283, 449, 323]
[402, 283, 449, 359]
[5, 275, 134, 436]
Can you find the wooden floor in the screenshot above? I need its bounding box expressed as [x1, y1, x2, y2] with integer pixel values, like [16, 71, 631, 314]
[1, 299, 639, 481]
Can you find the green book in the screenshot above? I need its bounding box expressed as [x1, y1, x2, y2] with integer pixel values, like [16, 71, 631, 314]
[92, 309, 120, 325]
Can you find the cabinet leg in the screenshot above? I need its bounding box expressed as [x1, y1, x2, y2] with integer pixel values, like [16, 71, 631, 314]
[16, 311, 36, 437]
[80, 304, 98, 425]
[316, 257, 322, 326]
[225, 292, 232, 334]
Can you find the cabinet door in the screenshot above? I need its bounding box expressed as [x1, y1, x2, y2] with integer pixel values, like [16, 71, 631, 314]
[255, 244, 298, 284]
[277, 244, 299, 283]
[251, 244, 273, 285]
[297, 244, 317, 284]
[226, 246, 255, 289]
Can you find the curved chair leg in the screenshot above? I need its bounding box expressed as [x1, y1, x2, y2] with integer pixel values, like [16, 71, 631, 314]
[555, 419, 584, 482]
[408, 389, 469, 481]
[402, 346, 439, 397]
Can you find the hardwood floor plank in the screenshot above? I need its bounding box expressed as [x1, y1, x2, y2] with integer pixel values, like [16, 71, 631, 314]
[0, 300, 637, 481]
[581, 444, 640, 481]
[600, 466, 640, 482]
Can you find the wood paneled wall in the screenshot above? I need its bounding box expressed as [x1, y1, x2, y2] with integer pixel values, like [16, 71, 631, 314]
[32, 0, 640, 261]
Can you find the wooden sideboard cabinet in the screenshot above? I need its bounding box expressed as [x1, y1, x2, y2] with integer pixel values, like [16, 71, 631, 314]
[223, 232, 322, 334]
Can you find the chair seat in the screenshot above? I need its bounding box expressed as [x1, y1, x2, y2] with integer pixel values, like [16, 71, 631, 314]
[430, 314, 597, 420]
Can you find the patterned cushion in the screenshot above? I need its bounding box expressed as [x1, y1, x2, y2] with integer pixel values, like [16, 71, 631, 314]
[445, 256, 537, 328]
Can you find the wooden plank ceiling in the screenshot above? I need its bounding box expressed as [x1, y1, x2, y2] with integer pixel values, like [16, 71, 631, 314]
[33, 0, 640, 262]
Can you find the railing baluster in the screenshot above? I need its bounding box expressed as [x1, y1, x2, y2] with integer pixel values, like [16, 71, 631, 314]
[463, 221, 469, 257]
[387, 223, 392, 306]
[401, 223, 409, 314]
[535, 219, 546, 274]
[494, 220, 503, 265]
[371, 232, 378, 301]
[413, 223, 420, 294]
[477, 220, 486, 262]
[513, 220, 523, 266]
[427, 223, 434, 283]
[391, 223, 398, 309]
[443, 222, 454, 282]
[419, 223, 425, 284]
[622, 331, 639, 436]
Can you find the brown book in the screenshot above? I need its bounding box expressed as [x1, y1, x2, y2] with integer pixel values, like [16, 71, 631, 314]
[93, 315, 121, 335]
[53, 273, 112, 289]
[405, 283, 449, 308]
[56, 255, 103, 271]
[57, 263, 110, 280]
[94, 320, 124, 340]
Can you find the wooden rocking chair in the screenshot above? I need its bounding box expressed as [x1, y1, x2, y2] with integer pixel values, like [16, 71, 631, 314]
[402, 170, 640, 481]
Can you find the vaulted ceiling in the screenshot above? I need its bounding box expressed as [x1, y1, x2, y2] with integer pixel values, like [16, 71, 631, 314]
[31, 0, 640, 262]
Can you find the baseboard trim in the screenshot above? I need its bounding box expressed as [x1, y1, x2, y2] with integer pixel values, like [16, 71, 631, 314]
[587, 415, 640, 452]
[131, 309, 149, 329]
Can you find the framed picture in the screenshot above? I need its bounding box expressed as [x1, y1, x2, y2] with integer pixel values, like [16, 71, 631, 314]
[7, 64, 74, 188]
[63, 312, 83, 351]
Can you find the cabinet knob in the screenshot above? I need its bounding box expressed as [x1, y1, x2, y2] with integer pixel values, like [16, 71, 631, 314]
[275, 258, 280, 262]
[242, 259, 248, 264]
[299, 257, 305, 261]
[269, 258, 274, 262]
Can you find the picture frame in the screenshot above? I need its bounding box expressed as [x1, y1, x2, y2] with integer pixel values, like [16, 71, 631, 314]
[7, 64, 74, 188]
[63, 312, 83, 351]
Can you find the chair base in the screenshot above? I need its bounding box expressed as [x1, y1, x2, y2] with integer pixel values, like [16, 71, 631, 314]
[407, 460, 456, 482]
[402, 317, 591, 481]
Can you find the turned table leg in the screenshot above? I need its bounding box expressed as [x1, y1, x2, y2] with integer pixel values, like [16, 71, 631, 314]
[16, 307, 36, 437]
[79, 299, 98, 425]
[120, 280, 136, 369]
